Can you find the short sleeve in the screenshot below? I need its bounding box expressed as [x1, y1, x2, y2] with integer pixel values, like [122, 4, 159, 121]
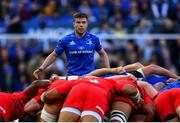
[56, 81, 72, 95]
[94, 36, 102, 52]
[54, 39, 65, 55]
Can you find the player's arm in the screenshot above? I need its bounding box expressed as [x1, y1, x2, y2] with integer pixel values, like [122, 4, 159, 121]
[107, 74, 137, 81]
[86, 67, 125, 76]
[98, 48, 110, 68]
[39, 51, 58, 70]
[137, 81, 158, 99]
[50, 74, 97, 81]
[143, 103, 155, 122]
[24, 80, 51, 97]
[41, 82, 72, 104]
[86, 62, 143, 76]
[141, 64, 179, 80]
[24, 98, 42, 115]
[123, 62, 144, 71]
[33, 51, 58, 79]
[166, 77, 180, 83]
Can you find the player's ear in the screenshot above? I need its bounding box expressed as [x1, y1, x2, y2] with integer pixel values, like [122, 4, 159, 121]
[73, 22, 75, 27]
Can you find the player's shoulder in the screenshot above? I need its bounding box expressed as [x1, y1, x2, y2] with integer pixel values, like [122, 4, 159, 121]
[61, 32, 75, 41]
[86, 32, 99, 40]
[12, 91, 25, 98]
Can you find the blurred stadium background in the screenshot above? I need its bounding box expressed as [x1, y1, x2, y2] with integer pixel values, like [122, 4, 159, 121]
[0, 0, 179, 92]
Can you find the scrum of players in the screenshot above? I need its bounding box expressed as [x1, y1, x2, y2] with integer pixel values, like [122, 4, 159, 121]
[0, 62, 180, 122]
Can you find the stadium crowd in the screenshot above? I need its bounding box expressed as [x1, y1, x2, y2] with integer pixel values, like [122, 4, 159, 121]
[0, 0, 180, 33]
[0, 0, 179, 92]
[0, 1, 179, 122]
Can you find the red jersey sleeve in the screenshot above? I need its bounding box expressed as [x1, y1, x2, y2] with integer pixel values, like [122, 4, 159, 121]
[33, 89, 46, 101]
[56, 81, 73, 95]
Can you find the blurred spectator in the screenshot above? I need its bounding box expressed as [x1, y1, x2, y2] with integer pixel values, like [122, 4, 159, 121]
[43, 0, 59, 17]
[162, 19, 179, 74]
[17, 1, 30, 21]
[0, 0, 12, 20]
[97, 21, 113, 35]
[78, 0, 96, 22]
[27, 51, 44, 81]
[0, 47, 13, 91]
[175, 2, 180, 21]
[134, 18, 152, 49]
[3, 62, 13, 91]
[109, 10, 124, 26]
[134, 18, 152, 34]
[113, 22, 127, 36]
[92, 0, 109, 21]
[162, 18, 177, 33]
[96, 21, 113, 48]
[143, 38, 155, 62]
[4, 0, 24, 33]
[158, 39, 177, 74]
[16, 61, 29, 90]
[29, 1, 41, 18]
[148, 51, 163, 66]
[138, 0, 151, 19]
[8, 39, 28, 64]
[151, 0, 169, 19]
[125, 40, 140, 64]
[27, 10, 47, 30]
[125, 0, 140, 29]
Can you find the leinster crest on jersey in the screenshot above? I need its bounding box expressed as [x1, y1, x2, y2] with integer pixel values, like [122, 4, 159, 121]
[87, 39, 92, 45]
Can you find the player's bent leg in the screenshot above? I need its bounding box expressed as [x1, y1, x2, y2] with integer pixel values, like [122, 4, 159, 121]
[58, 107, 80, 122]
[121, 84, 137, 96]
[40, 104, 60, 122]
[110, 101, 131, 122]
[121, 84, 142, 104]
[176, 106, 180, 119]
[81, 110, 101, 122]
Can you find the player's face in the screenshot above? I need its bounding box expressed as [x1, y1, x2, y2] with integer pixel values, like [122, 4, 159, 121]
[74, 18, 88, 35]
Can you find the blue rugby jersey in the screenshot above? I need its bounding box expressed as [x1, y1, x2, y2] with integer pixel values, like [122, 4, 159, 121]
[141, 75, 169, 85]
[160, 80, 180, 92]
[54, 32, 102, 76]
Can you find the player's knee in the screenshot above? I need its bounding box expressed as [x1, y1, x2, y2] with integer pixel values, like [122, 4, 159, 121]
[110, 110, 128, 122]
[59, 107, 81, 122]
[176, 106, 180, 118]
[40, 108, 57, 122]
[122, 84, 137, 96]
[81, 110, 102, 122]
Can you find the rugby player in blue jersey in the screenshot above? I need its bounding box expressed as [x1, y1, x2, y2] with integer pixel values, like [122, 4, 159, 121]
[33, 12, 110, 79]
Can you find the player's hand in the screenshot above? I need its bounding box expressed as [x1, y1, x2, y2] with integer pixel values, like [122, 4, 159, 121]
[33, 79, 51, 88]
[111, 66, 125, 74]
[166, 78, 176, 83]
[50, 74, 59, 81]
[33, 68, 44, 79]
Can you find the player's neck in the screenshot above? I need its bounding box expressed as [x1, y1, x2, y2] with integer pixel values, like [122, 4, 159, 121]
[75, 31, 86, 38]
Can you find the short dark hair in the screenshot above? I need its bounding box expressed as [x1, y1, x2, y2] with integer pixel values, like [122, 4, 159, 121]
[73, 12, 88, 20]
